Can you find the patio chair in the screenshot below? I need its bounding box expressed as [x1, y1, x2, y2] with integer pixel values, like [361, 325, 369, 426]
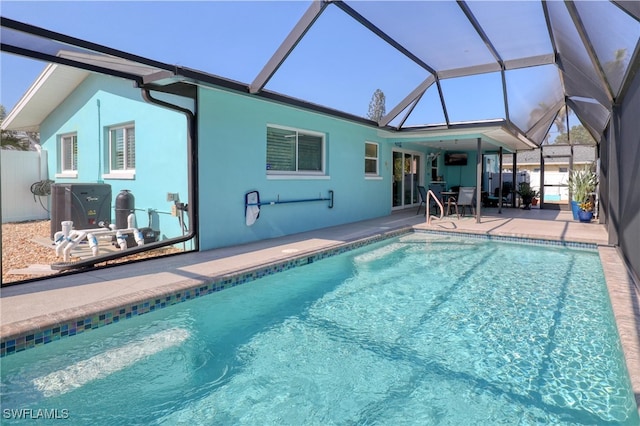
[494, 187, 509, 206]
[428, 183, 446, 215]
[501, 181, 514, 207]
[453, 186, 476, 218]
[416, 185, 427, 215]
[417, 184, 445, 216]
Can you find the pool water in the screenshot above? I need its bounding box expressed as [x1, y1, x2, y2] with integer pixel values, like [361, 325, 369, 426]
[1, 233, 638, 425]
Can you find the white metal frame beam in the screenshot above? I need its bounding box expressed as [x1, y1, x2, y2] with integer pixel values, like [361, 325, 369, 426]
[380, 75, 435, 127]
[525, 98, 565, 142]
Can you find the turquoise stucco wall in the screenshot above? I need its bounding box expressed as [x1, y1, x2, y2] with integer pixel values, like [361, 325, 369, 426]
[40, 74, 190, 240]
[197, 87, 397, 250]
[39, 73, 486, 251]
[442, 152, 479, 189]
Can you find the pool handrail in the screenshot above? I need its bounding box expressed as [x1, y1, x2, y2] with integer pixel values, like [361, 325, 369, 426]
[426, 189, 444, 225]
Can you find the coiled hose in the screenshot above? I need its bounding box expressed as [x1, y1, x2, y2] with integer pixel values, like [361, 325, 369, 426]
[30, 179, 54, 212]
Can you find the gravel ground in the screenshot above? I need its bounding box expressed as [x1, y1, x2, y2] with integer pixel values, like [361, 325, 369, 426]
[2, 220, 181, 284]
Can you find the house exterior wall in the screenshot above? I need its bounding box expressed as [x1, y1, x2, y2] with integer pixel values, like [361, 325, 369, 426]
[196, 87, 402, 250]
[37, 75, 509, 253]
[40, 74, 190, 240]
[441, 152, 479, 189]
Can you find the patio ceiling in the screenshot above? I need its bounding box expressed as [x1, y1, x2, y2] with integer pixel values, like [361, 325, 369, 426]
[1, 1, 639, 151]
[379, 120, 537, 152]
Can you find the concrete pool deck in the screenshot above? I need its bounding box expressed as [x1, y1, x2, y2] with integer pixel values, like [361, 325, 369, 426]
[1, 206, 639, 411]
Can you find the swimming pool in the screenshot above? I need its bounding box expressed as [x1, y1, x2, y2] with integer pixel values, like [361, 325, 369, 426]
[1, 232, 638, 425]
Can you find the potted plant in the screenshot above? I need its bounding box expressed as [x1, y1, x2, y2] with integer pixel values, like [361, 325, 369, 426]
[578, 199, 595, 222]
[517, 182, 539, 210]
[568, 166, 597, 220]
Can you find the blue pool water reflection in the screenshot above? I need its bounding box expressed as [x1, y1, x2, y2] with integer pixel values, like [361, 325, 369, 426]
[1, 233, 638, 425]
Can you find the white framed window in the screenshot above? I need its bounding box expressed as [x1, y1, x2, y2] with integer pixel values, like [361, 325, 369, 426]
[56, 133, 78, 178]
[266, 125, 325, 176]
[365, 142, 379, 177]
[61, 134, 78, 172]
[105, 123, 135, 179]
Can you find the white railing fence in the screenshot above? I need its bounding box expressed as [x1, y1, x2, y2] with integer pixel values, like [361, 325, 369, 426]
[1, 149, 50, 223]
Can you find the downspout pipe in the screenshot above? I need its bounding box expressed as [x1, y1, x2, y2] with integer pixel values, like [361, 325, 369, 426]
[51, 88, 198, 271]
[97, 98, 102, 182]
[140, 88, 198, 247]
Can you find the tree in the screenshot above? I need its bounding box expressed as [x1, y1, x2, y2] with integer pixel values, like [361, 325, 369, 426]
[1, 104, 39, 150]
[367, 89, 386, 122]
[0, 105, 27, 150]
[553, 105, 567, 136]
[554, 124, 596, 145]
[529, 102, 565, 145]
[603, 48, 628, 90]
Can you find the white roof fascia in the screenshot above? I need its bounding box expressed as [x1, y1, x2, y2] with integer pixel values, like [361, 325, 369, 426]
[2, 63, 89, 132]
[378, 122, 534, 152]
[2, 63, 56, 131]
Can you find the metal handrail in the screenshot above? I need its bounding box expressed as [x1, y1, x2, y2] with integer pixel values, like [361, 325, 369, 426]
[425, 190, 444, 225]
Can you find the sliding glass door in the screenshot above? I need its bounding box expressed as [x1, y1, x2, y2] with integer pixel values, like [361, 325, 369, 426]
[392, 150, 422, 209]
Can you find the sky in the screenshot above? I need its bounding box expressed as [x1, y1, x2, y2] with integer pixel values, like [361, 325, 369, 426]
[0, 0, 514, 124]
[0, 1, 309, 111]
[1, 1, 432, 118]
[0, 0, 583, 135]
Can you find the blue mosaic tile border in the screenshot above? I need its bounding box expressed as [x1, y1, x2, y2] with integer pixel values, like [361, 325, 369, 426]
[0, 227, 411, 357]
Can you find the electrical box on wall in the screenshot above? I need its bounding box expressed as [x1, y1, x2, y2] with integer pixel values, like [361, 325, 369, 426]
[50, 183, 112, 239]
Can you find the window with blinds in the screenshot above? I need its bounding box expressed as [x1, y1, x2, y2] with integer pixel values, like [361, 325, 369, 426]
[109, 124, 135, 171]
[61, 134, 78, 172]
[266, 125, 324, 174]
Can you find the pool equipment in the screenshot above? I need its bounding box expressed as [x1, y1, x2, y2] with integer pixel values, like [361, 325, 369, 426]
[115, 189, 135, 230]
[50, 183, 112, 239]
[245, 191, 260, 226]
[53, 214, 147, 261]
[52, 187, 161, 260]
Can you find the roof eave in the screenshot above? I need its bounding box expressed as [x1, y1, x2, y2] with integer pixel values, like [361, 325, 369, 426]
[1, 63, 90, 132]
